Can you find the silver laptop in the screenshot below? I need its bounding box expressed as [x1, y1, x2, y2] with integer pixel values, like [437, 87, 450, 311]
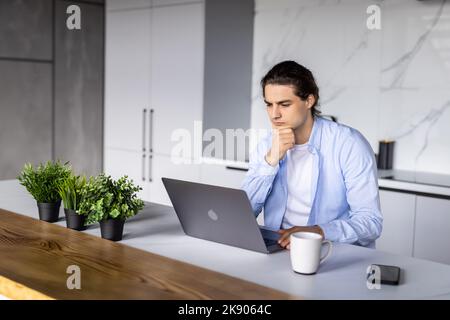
[162, 177, 284, 254]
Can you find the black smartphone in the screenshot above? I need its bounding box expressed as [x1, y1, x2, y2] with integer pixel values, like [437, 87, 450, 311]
[368, 264, 401, 285]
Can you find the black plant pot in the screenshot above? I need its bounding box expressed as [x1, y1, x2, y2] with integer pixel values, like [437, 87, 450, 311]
[64, 209, 87, 231]
[37, 201, 61, 222]
[100, 219, 125, 241]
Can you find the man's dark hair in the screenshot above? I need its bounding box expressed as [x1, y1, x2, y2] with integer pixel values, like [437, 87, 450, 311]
[261, 60, 321, 117]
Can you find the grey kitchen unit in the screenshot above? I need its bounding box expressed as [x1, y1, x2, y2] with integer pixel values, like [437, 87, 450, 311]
[54, 0, 104, 176]
[0, 0, 104, 179]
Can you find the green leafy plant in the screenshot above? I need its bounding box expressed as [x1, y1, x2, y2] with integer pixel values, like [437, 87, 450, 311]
[58, 174, 87, 211]
[79, 174, 144, 224]
[18, 161, 72, 203]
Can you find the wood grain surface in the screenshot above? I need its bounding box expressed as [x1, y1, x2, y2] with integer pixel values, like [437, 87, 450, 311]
[0, 208, 298, 300]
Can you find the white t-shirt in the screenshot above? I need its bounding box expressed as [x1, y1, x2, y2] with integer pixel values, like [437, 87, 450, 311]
[281, 143, 314, 229]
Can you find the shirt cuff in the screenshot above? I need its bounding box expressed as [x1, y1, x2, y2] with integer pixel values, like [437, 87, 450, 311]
[256, 157, 279, 175]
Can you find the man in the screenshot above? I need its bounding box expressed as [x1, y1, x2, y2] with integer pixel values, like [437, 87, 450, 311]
[242, 61, 382, 249]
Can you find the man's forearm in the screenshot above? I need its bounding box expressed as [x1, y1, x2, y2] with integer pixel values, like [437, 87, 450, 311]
[277, 225, 326, 248]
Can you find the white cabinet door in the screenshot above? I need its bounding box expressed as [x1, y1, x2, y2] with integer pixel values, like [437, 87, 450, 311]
[377, 190, 416, 256]
[104, 148, 150, 201]
[414, 196, 450, 264]
[104, 9, 151, 152]
[200, 163, 248, 189]
[148, 154, 201, 205]
[150, 3, 204, 157]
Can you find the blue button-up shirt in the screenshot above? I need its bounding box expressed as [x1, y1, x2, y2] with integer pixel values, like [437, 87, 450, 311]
[241, 116, 383, 248]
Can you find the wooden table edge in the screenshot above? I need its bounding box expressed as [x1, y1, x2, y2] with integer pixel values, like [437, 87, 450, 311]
[0, 275, 54, 300]
[0, 208, 300, 300]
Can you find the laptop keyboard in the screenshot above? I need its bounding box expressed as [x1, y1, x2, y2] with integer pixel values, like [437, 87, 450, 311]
[259, 227, 281, 247]
[263, 238, 278, 247]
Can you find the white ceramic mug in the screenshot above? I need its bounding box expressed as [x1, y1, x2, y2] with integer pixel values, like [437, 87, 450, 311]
[290, 232, 333, 275]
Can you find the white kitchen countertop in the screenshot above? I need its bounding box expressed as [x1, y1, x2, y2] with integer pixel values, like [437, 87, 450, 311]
[211, 159, 450, 197]
[1, 179, 450, 299]
[378, 169, 450, 197]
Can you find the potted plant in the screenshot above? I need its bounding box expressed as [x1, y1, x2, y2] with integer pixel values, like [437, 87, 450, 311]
[79, 174, 144, 241]
[58, 174, 87, 230]
[18, 161, 71, 222]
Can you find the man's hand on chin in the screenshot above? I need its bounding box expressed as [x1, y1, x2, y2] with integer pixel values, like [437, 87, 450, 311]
[277, 225, 325, 250]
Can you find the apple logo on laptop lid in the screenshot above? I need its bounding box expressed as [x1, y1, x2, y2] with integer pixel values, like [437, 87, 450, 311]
[207, 209, 219, 221]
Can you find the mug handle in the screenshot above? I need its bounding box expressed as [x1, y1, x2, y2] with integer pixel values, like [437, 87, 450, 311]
[320, 240, 333, 263]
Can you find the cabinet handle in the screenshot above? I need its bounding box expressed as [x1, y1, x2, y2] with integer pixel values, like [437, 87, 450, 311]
[142, 109, 147, 152]
[148, 154, 153, 182]
[149, 109, 154, 153]
[226, 166, 248, 172]
[142, 154, 146, 181]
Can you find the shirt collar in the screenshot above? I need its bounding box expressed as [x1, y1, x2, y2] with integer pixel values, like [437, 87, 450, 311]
[307, 115, 323, 154]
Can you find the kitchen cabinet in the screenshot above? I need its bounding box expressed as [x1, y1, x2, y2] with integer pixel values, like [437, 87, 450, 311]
[104, 1, 204, 205]
[0, 61, 52, 180]
[150, 3, 203, 157]
[0, 0, 53, 180]
[414, 196, 450, 264]
[0, 0, 104, 180]
[54, 1, 104, 176]
[377, 188, 450, 265]
[0, 0, 52, 60]
[377, 190, 416, 256]
[104, 8, 151, 152]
